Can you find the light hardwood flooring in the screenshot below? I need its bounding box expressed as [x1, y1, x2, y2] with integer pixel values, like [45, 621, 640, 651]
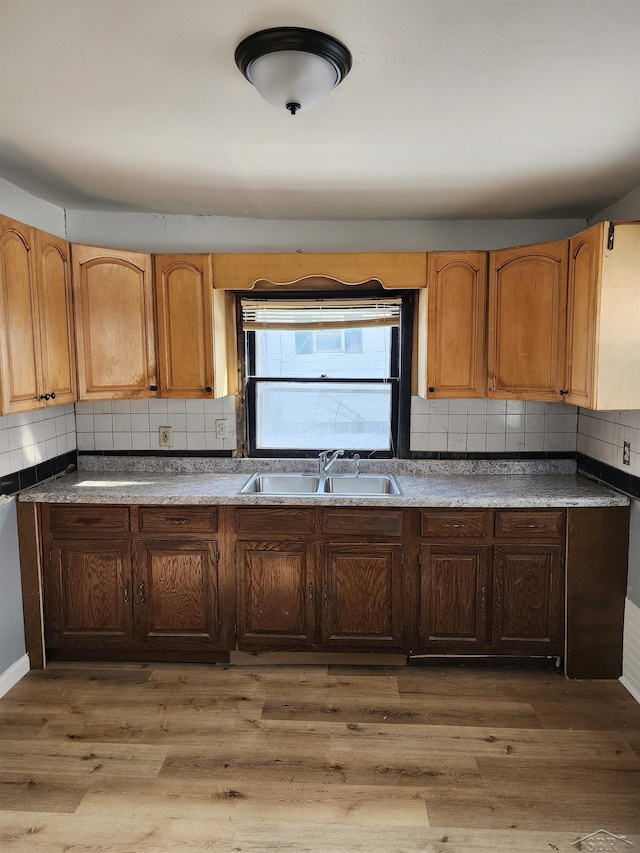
[1, 662, 639, 852]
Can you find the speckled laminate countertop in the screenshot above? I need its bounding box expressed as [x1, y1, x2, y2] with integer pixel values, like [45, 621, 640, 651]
[18, 457, 629, 508]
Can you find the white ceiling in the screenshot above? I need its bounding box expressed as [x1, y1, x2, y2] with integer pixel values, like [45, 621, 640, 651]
[1, 0, 639, 220]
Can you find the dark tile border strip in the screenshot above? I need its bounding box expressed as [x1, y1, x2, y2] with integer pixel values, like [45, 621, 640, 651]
[410, 451, 575, 461]
[577, 452, 640, 501]
[0, 450, 78, 497]
[77, 450, 234, 458]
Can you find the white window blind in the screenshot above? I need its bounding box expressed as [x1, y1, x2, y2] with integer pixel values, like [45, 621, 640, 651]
[241, 297, 401, 331]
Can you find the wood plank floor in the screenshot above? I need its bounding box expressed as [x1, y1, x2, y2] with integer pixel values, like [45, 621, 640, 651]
[1, 662, 639, 852]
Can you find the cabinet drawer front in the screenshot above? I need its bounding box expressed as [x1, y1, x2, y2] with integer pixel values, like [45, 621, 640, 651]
[235, 508, 317, 536]
[138, 507, 218, 534]
[49, 505, 130, 535]
[495, 510, 564, 541]
[420, 510, 490, 539]
[322, 509, 403, 537]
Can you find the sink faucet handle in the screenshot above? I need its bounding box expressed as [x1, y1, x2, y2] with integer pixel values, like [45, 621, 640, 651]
[353, 453, 360, 476]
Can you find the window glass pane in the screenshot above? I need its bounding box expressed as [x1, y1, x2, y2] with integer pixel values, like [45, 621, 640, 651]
[255, 382, 392, 450]
[255, 327, 391, 378]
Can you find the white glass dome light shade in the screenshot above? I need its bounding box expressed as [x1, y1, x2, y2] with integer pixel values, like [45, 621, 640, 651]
[235, 27, 352, 116]
[247, 50, 339, 113]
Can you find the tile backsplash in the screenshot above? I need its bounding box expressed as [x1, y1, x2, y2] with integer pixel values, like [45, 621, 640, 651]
[577, 408, 640, 477]
[0, 404, 77, 477]
[75, 397, 238, 453]
[410, 397, 578, 453]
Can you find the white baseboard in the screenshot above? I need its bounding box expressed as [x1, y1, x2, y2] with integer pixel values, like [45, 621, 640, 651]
[0, 653, 30, 699]
[621, 598, 640, 706]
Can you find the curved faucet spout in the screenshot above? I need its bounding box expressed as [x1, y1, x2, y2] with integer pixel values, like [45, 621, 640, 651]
[318, 449, 345, 476]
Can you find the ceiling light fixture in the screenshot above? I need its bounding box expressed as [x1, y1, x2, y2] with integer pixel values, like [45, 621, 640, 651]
[235, 27, 352, 116]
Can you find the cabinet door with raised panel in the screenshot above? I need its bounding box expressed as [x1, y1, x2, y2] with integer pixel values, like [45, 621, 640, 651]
[321, 542, 402, 649]
[34, 230, 76, 406]
[0, 215, 42, 414]
[72, 245, 157, 400]
[425, 252, 487, 399]
[154, 254, 217, 398]
[488, 240, 568, 401]
[492, 545, 564, 654]
[133, 541, 220, 649]
[47, 539, 134, 649]
[237, 540, 316, 648]
[418, 544, 490, 651]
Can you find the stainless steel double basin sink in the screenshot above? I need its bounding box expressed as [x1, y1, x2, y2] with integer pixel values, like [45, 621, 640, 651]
[239, 472, 401, 497]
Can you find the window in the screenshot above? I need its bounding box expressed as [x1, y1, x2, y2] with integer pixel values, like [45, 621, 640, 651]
[243, 294, 412, 456]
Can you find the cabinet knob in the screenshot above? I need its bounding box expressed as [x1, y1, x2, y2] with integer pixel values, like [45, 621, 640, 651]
[40, 394, 51, 401]
[428, 387, 435, 394]
[559, 389, 568, 396]
[50, 392, 56, 400]
[149, 385, 158, 392]
[205, 386, 212, 393]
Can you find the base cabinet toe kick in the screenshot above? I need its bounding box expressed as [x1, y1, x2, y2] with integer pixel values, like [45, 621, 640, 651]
[18, 503, 630, 678]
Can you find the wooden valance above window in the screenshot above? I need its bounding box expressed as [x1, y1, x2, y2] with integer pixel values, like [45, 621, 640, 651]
[213, 252, 427, 291]
[241, 297, 402, 331]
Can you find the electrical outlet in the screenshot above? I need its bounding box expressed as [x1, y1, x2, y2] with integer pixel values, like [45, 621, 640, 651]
[215, 419, 228, 439]
[623, 441, 631, 466]
[159, 426, 173, 448]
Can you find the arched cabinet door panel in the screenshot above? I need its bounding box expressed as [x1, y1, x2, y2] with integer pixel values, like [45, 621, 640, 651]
[72, 245, 157, 400]
[488, 240, 568, 401]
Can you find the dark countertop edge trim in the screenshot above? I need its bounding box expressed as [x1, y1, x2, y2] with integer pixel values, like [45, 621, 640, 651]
[577, 452, 640, 501]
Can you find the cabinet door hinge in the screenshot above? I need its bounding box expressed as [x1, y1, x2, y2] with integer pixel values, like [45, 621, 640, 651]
[49, 548, 53, 561]
[401, 553, 404, 566]
[216, 548, 220, 564]
[418, 551, 422, 565]
[233, 548, 237, 563]
[418, 625, 421, 639]
[608, 221, 615, 250]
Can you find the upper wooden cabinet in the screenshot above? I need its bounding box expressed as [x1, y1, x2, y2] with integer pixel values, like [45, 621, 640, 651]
[34, 230, 76, 407]
[212, 252, 427, 290]
[417, 251, 487, 399]
[154, 254, 234, 398]
[566, 221, 640, 410]
[0, 215, 75, 415]
[488, 240, 568, 402]
[72, 245, 157, 400]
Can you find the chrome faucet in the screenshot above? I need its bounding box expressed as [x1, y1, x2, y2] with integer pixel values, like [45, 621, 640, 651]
[318, 449, 344, 476]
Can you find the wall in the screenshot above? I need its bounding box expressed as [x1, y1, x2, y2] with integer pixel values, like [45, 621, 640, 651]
[0, 179, 69, 690]
[65, 209, 586, 254]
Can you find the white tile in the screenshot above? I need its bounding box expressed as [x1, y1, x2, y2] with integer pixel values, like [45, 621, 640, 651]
[46, 438, 58, 457]
[410, 433, 429, 452]
[0, 451, 10, 476]
[112, 414, 132, 432]
[168, 413, 187, 432]
[206, 433, 224, 450]
[65, 413, 76, 433]
[545, 414, 565, 433]
[111, 400, 131, 414]
[0, 431, 9, 454]
[411, 395, 429, 415]
[77, 432, 95, 451]
[67, 433, 77, 451]
[467, 399, 488, 414]
[410, 414, 429, 434]
[187, 432, 206, 450]
[8, 427, 23, 450]
[94, 414, 113, 432]
[131, 432, 151, 450]
[167, 399, 187, 414]
[223, 437, 238, 452]
[19, 411, 34, 425]
[23, 444, 41, 467]
[171, 431, 188, 450]
[505, 433, 525, 452]
[94, 433, 114, 451]
[486, 400, 506, 414]
[430, 414, 447, 432]
[55, 416, 67, 437]
[92, 401, 112, 414]
[525, 414, 544, 433]
[203, 398, 223, 414]
[506, 400, 526, 414]
[45, 419, 57, 440]
[486, 434, 506, 452]
[149, 414, 169, 432]
[222, 395, 237, 415]
[148, 399, 168, 415]
[56, 435, 68, 456]
[186, 399, 205, 414]
[506, 414, 524, 433]
[448, 415, 467, 433]
[113, 432, 133, 450]
[131, 414, 150, 432]
[75, 401, 94, 415]
[564, 414, 578, 433]
[564, 432, 577, 451]
[466, 433, 486, 452]
[428, 433, 448, 452]
[428, 400, 449, 415]
[467, 415, 486, 433]
[544, 433, 564, 452]
[524, 433, 544, 452]
[31, 409, 44, 422]
[6, 414, 23, 428]
[186, 414, 205, 432]
[486, 415, 506, 433]
[129, 400, 149, 414]
[10, 448, 23, 471]
[525, 401, 546, 413]
[447, 433, 467, 452]
[448, 400, 468, 415]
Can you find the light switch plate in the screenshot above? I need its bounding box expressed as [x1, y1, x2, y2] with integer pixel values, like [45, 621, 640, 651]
[159, 426, 173, 447]
[215, 419, 228, 439]
[623, 441, 631, 466]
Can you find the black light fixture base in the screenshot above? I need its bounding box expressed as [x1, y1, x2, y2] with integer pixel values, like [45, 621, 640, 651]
[286, 102, 301, 115]
[235, 26, 352, 86]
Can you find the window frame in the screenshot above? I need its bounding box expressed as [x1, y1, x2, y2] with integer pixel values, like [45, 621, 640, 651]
[243, 290, 414, 459]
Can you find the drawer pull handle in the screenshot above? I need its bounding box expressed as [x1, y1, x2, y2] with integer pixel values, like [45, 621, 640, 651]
[443, 523, 467, 528]
[77, 517, 100, 525]
[166, 518, 188, 525]
[515, 524, 541, 529]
